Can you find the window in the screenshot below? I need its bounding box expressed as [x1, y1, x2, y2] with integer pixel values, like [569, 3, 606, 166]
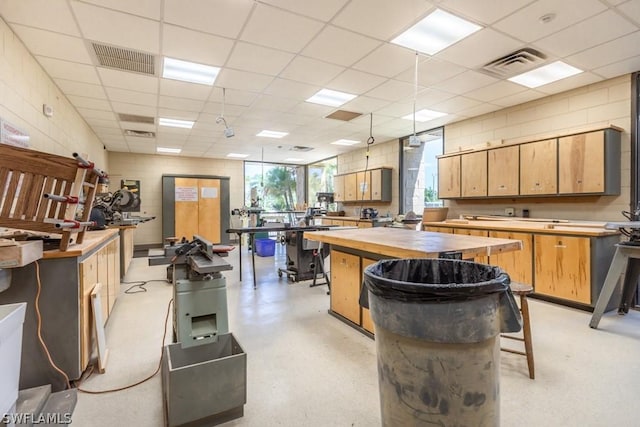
[400, 127, 444, 214]
[307, 157, 337, 208]
[244, 162, 298, 210]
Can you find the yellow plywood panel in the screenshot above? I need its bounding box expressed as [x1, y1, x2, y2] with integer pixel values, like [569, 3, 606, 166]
[330, 250, 361, 324]
[361, 257, 377, 333]
[520, 139, 557, 195]
[356, 171, 371, 201]
[438, 156, 461, 198]
[488, 146, 519, 196]
[79, 253, 98, 369]
[197, 178, 221, 243]
[489, 231, 532, 285]
[174, 177, 199, 241]
[97, 246, 109, 324]
[453, 228, 488, 263]
[461, 151, 487, 197]
[558, 131, 605, 194]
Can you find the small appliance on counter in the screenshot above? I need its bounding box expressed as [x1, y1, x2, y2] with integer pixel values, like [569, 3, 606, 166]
[361, 208, 378, 219]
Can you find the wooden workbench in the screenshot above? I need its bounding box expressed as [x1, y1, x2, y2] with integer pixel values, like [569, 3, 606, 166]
[304, 227, 522, 334]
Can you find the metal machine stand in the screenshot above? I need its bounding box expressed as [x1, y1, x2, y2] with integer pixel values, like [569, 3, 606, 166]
[310, 242, 330, 292]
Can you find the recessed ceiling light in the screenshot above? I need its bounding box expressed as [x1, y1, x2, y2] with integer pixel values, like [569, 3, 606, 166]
[402, 109, 447, 122]
[227, 153, 249, 158]
[257, 130, 288, 138]
[162, 57, 220, 85]
[306, 89, 357, 107]
[285, 158, 303, 162]
[508, 61, 583, 88]
[159, 118, 194, 129]
[157, 147, 181, 154]
[331, 139, 361, 146]
[391, 9, 482, 55]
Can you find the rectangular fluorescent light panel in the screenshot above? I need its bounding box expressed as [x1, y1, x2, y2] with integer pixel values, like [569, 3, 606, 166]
[162, 57, 220, 85]
[508, 61, 583, 88]
[285, 158, 303, 162]
[159, 118, 194, 129]
[392, 9, 481, 55]
[331, 139, 361, 146]
[257, 130, 288, 138]
[306, 89, 357, 107]
[402, 109, 447, 122]
[157, 147, 181, 154]
[227, 153, 249, 158]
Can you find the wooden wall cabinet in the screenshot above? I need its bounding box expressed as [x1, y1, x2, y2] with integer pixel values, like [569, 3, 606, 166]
[330, 250, 361, 324]
[438, 155, 461, 198]
[461, 151, 487, 197]
[520, 138, 557, 195]
[488, 146, 519, 196]
[558, 129, 621, 195]
[356, 171, 371, 201]
[334, 168, 392, 203]
[344, 173, 357, 202]
[333, 174, 345, 202]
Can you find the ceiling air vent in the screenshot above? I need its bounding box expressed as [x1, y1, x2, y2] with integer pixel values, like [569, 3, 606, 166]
[480, 48, 547, 79]
[124, 129, 155, 138]
[325, 110, 362, 121]
[290, 146, 314, 152]
[118, 113, 155, 124]
[90, 41, 156, 76]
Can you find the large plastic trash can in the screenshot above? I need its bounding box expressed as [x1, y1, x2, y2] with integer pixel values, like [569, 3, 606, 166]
[362, 258, 521, 427]
[0, 303, 27, 421]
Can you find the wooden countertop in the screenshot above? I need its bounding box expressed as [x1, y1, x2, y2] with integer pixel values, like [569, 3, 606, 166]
[305, 227, 522, 259]
[43, 229, 119, 259]
[323, 216, 392, 223]
[423, 219, 619, 237]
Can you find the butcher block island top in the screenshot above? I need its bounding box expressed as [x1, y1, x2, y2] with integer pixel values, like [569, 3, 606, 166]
[42, 228, 119, 259]
[423, 218, 619, 237]
[305, 227, 522, 259]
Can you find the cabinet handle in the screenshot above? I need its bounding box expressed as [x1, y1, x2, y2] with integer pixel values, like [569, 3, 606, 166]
[577, 180, 582, 184]
[499, 185, 505, 189]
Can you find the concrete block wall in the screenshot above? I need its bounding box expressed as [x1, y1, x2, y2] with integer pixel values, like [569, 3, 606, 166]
[443, 74, 632, 222]
[107, 152, 244, 245]
[0, 17, 106, 167]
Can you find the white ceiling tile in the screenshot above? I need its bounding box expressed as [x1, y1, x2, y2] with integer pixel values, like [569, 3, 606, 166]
[35, 56, 100, 84]
[415, 88, 456, 108]
[81, 0, 162, 20]
[77, 108, 116, 121]
[106, 87, 157, 105]
[534, 10, 637, 57]
[11, 25, 92, 63]
[264, 78, 320, 100]
[85, 117, 119, 128]
[240, 3, 324, 53]
[365, 79, 416, 102]
[333, 0, 432, 40]
[55, 79, 107, 98]
[97, 68, 159, 94]
[162, 24, 233, 66]
[439, 0, 533, 25]
[158, 108, 198, 121]
[164, 0, 253, 38]
[375, 102, 416, 117]
[395, 58, 467, 86]
[618, 1, 640, 26]
[289, 102, 334, 117]
[464, 81, 527, 102]
[340, 96, 392, 113]
[458, 103, 502, 118]
[110, 102, 157, 117]
[493, 0, 607, 43]
[435, 28, 523, 68]
[126, 140, 156, 153]
[279, 56, 344, 86]
[257, 0, 347, 21]
[593, 54, 640, 79]
[327, 69, 387, 95]
[159, 79, 213, 100]
[251, 95, 300, 112]
[226, 42, 295, 76]
[208, 88, 259, 106]
[216, 69, 274, 92]
[302, 26, 382, 67]
[567, 31, 640, 71]
[0, 0, 80, 35]
[352, 44, 419, 78]
[94, 126, 126, 136]
[68, 96, 112, 111]
[159, 96, 205, 112]
[70, 2, 160, 53]
[202, 104, 248, 118]
[534, 71, 603, 95]
[433, 71, 498, 95]
[431, 96, 482, 114]
[491, 90, 547, 107]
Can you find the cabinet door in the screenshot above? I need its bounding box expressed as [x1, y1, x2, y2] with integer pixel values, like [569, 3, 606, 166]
[79, 253, 98, 369]
[534, 235, 590, 304]
[488, 146, 519, 196]
[453, 229, 488, 263]
[333, 175, 345, 202]
[520, 139, 557, 195]
[357, 221, 372, 228]
[461, 151, 487, 197]
[330, 250, 361, 324]
[97, 246, 109, 324]
[361, 258, 377, 333]
[438, 156, 461, 198]
[370, 169, 383, 201]
[108, 239, 120, 315]
[489, 231, 532, 285]
[424, 226, 453, 233]
[344, 173, 357, 201]
[558, 131, 604, 194]
[356, 171, 371, 201]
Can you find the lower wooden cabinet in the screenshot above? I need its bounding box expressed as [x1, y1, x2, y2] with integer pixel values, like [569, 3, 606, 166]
[454, 229, 489, 263]
[330, 250, 361, 324]
[361, 258, 377, 333]
[489, 231, 533, 285]
[534, 235, 591, 304]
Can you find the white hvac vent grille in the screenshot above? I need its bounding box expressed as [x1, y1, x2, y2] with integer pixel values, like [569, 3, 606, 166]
[290, 146, 314, 152]
[124, 129, 155, 138]
[118, 113, 154, 124]
[480, 48, 547, 78]
[90, 42, 156, 75]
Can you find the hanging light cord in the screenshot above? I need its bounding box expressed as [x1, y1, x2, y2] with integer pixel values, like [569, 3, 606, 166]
[357, 113, 375, 225]
[413, 51, 418, 137]
[216, 88, 229, 128]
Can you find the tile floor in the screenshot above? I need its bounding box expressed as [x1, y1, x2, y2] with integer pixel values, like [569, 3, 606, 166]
[72, 243, 640, 426]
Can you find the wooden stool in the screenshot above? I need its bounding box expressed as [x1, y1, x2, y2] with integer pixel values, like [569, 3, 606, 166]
[501, 282, 535, 379]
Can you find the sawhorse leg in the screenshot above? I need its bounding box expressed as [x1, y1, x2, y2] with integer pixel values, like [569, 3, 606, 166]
[590, 245, 630, 328]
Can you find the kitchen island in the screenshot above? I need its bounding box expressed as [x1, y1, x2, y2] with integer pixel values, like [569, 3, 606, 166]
[304, 227, 522, 334]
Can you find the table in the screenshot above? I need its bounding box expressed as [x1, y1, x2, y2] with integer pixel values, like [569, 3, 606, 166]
[226, 225, 332, 289]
